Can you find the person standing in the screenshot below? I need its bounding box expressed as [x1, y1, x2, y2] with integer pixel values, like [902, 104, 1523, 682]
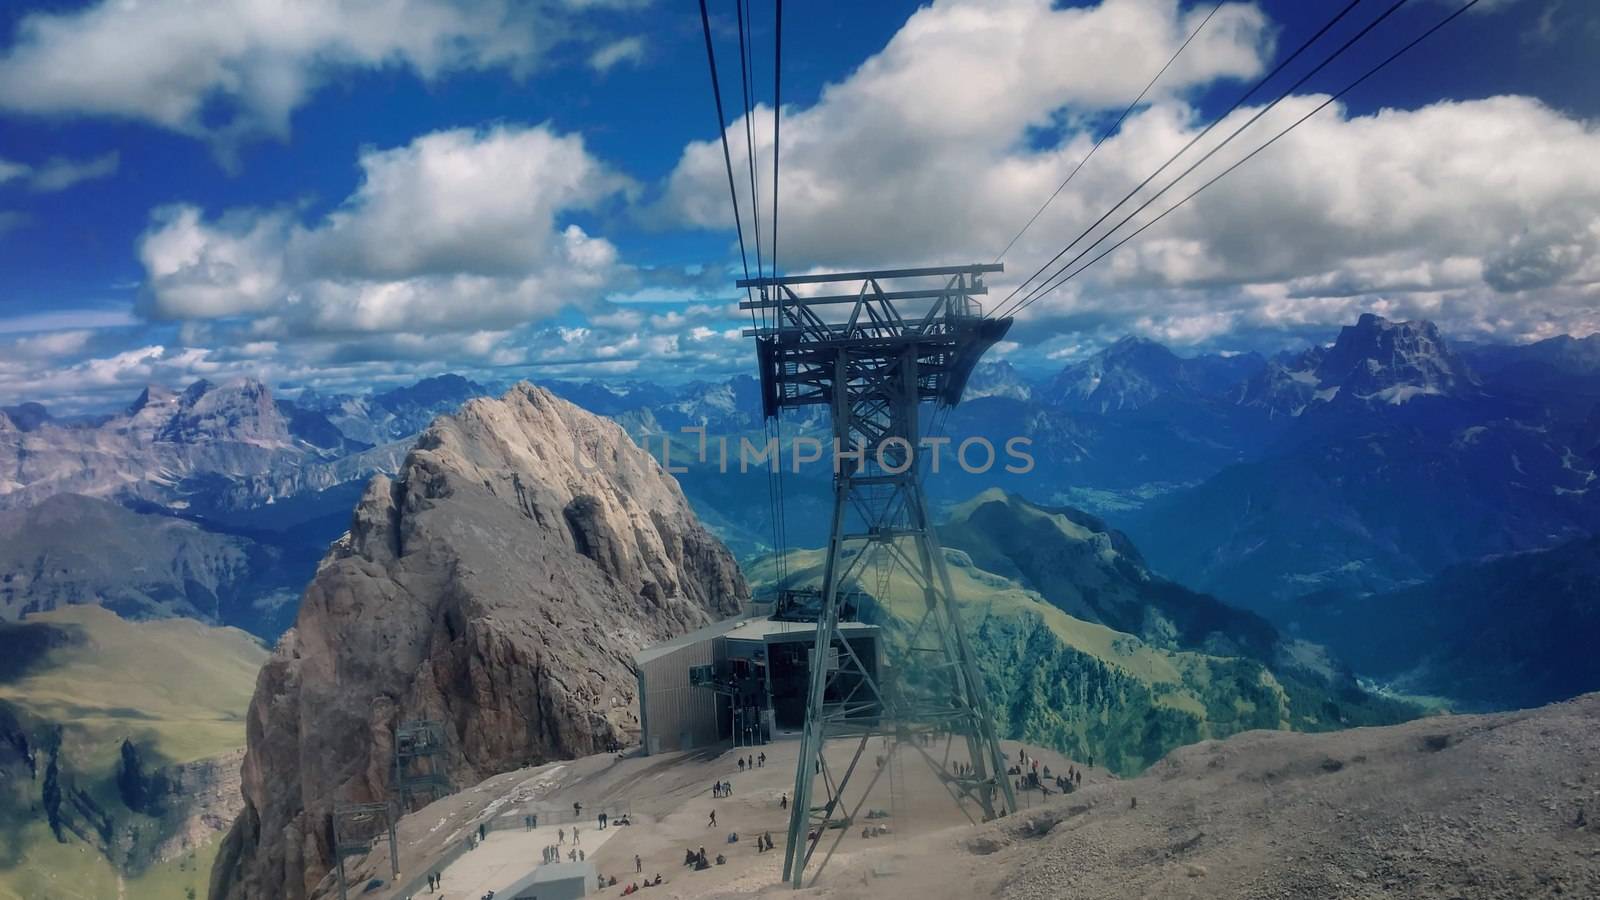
[635, 853, 642, 874]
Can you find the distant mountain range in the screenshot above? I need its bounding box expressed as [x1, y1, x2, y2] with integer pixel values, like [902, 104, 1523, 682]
[1126, 315, 1600, 607]
[1042, 336, 1265, 413]
[0, 375, 487, 636]
[3, 315, 1598, 714]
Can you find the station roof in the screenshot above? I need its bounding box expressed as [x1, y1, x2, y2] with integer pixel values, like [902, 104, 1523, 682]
[634, 614, 878, 665]
[722, 617, 879, 644]
[633, 615, 747, 666]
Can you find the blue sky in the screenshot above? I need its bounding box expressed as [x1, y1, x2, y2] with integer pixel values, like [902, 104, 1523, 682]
[1, 0, 1597, 412]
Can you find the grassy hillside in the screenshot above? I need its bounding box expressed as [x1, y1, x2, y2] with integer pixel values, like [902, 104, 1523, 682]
[0, 606, 267, 900]
[940, 489, 1283, 658]
[748, 493, 1416, 776]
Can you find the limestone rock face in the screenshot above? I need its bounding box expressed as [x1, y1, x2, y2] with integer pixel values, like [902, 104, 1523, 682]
[209, 384, 747, 900]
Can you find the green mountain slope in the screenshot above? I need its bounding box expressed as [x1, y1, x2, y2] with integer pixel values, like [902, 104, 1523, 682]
[941, 489, 1282, 658]
[749, 493, 1414, 775]
[0, 606, 267, 900]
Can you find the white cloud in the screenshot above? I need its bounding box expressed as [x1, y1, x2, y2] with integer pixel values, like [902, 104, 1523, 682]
[0, 152, 120, 192]
[0, 308, 139, 335]
[589, 36, 646, 73]
[659, 0, 1272, 261]
[0, 159, 28, 185]
[657, 0, 1600, 349]
[0, 0, 605, 157]
[139, 123, 629, 335]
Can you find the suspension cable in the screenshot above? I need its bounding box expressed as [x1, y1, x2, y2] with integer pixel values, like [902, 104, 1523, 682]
[1008, 0, 1484, 319]
[1001, 0, 1413, 319]
[737, 0, 766, 294]
[993, 0, 1226, 265]
[992, 0, 1367, 319]
[697, 0, 755, 312]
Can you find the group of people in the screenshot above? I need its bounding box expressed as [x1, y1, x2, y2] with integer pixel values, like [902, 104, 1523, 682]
[424, 871, 443, 892]
[711, 779, 734, 798]
[751, 831, 776, 852]
[735, 752, 766, 772]
[1052, 765, 1083, 793]
[618, 874, 664, 894]
[541, 843, 585, 864]
[683, 847, 715, 870]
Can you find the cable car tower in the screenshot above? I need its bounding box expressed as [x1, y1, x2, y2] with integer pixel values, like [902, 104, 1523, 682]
[740, 263, 1018, 887]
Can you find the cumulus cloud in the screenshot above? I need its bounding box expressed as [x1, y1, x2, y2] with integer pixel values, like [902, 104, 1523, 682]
[0, 0, 609, 157]
[659, 0, 1271, 258]
[138, 123, 630, 335]
[660, 0, 1600, 348]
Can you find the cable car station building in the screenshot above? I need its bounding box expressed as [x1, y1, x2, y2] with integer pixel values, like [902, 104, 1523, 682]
[634, 599, 880, 755]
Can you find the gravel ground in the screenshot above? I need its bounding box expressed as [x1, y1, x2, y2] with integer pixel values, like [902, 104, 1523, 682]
[772, 692, 1600, 900]
[353, 693, 1600, 900]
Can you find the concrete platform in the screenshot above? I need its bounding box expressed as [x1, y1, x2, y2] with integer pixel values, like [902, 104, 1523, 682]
[422, 821, 615, 898]
[352, 736, 1100, 899]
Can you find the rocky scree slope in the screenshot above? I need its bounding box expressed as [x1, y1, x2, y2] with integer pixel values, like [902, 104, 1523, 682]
[210, 383, 747, 900]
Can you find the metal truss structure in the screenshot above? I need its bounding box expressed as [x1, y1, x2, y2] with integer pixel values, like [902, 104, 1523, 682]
[332, 800, 398, 900]
[739, 264, 1019, 887]
[393, 719, 451, 809]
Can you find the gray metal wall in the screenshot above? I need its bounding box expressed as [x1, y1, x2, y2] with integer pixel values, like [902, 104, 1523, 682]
[638, 635, 723, 754]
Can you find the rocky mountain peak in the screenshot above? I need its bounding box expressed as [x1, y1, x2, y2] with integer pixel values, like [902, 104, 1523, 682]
[0, 402, 51, 432]
[1239, 314, 1476, 416]
[210, 382, 747, 900]
[156, 377, 291, 446]
[1318, 314, 1471, 402]
[373, 373, 487, 411]
[965, 360, 1033, 401]
[126, 383, 177, 416]
[1039, 335, 1251, 413]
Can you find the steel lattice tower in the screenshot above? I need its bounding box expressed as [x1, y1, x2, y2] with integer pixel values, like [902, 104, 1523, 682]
[393, 719, 450, 809]
[331, 800, 398, 900]
[739, 263, 1018, 887]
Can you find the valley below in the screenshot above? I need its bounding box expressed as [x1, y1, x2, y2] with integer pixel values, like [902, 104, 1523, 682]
[0, 606, 266, 900]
